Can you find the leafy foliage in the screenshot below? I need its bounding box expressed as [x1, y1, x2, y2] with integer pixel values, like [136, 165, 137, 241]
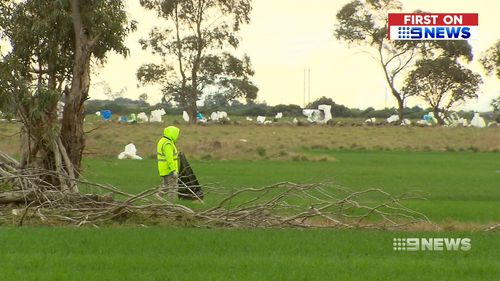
[334, 0, 474, 121]
[402, 57, 482, 122]
[137, 0, 257, 120]
[491, 97, 500, 112]
[480, 39, 500, 79]
[0, 0, 135, 171]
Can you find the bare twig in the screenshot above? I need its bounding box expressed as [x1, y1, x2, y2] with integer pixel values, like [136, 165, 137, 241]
[0, 150, 433, 229]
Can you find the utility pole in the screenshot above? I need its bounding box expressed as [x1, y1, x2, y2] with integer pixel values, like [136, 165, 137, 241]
[308, 68, 311, 105]
[303, 68, 306, 108]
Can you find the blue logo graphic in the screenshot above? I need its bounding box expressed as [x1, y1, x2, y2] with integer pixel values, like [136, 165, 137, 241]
[398, 26, 471, 40]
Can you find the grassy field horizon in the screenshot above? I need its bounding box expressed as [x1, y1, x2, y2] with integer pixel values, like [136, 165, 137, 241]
[1, 120, 500, 160]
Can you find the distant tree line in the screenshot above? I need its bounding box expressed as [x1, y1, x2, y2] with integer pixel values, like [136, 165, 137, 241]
[84, 96, 496, 121]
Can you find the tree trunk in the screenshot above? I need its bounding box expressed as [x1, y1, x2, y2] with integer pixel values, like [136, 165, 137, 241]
[187, 89, 198, 123]
[434, 107, 444, 125]
[396, 94, 405, 122]
[61, 0, 92, 173]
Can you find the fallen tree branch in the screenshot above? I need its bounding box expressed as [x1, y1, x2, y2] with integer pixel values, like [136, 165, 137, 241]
[0, 152, 434, 229]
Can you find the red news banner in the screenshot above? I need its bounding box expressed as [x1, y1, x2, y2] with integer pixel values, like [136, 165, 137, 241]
[388, 13, 479, 41]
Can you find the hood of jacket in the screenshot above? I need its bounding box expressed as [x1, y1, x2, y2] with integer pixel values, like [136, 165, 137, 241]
[163, 126, 180, 143]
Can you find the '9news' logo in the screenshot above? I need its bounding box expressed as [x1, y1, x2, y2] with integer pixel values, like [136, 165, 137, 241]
[388, 13, 478, 41]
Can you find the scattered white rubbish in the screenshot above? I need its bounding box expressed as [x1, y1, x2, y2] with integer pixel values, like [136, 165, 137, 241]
[317, 105, 332, 123]
[246, 117, 253, 121]
[400, 119, 412, 126]
[445, 112, 468, 127]
[137, 112, 149, 122]
[256, 116, 266, 124]
[365, 117, 376, 124]
[470, 112, 486, 128]
[182, 111, 190, 123]
[386, 115, 399, 124]
[302, 105, 332, 124]
[292, 118, 298, 124]
[150, 109, 165, 122]
[210, 112, 218, 121]
[424, 112, 438, 124]
[217, 111, 228, 120]
[416, 120, 431, 126]
[275, 112, 283, 119]
[417, 112, 438, 126]
[210, 111, 229, 122]
[118, 143, 143, 160]
[239, 139, 248, 143]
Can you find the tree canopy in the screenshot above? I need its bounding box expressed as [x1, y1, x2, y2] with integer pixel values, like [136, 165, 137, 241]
[137, 0, 258, 121]
[481, 40, 500, 79]
[0, 0, 135, 179]
[402, 57, 482, 123]
[334, 0, 473, 121]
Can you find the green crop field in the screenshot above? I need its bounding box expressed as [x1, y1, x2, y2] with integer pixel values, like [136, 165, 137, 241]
[1, 124, 499, 280]
[80, 150, 500, 224]
[0, 228, 498, 281]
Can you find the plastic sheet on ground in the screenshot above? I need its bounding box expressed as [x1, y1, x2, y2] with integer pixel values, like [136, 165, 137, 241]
[100, 110, 112, 121]
[137, 112, 149, 122]
[401, 119, 411, 126]
[149, 109, 165, 122]
[445, 112, 468, 127]
[210, 111, 229, 122]
[217, 111, 228, 120]
[303, 105, 332, 124]
[196, 112, 207, 123]
[210, 112, 218, 121]
[470, 113, 486, 128]
[182, 111, 190, 123]
[423, 112, 438, 124]
[386, 115, 399, 124]
[317, 105, 332, 123]
[118, 143, 143, 160]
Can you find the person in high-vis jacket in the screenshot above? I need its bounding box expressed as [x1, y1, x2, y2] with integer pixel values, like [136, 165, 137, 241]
[157, 126, 180, 200]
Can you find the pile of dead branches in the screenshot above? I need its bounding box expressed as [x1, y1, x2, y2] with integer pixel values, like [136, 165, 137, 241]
[1, 156, 432, 229]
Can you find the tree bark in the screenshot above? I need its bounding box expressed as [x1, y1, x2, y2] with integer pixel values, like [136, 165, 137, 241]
[433, 107, 445, 125]
[61, 0, 92, 173]
[396, 94, 404, 122]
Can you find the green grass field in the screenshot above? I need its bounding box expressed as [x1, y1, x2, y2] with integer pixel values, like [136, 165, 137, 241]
[81, 150, 500, 223]
[1, 122, 499, 280]
[0, 228, 498, 281]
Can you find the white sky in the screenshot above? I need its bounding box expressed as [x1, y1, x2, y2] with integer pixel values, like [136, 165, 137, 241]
[93, 0, 500, 111]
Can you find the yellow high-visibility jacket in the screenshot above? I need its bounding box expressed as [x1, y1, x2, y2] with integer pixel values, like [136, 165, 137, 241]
[157, 126, 180, 176]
